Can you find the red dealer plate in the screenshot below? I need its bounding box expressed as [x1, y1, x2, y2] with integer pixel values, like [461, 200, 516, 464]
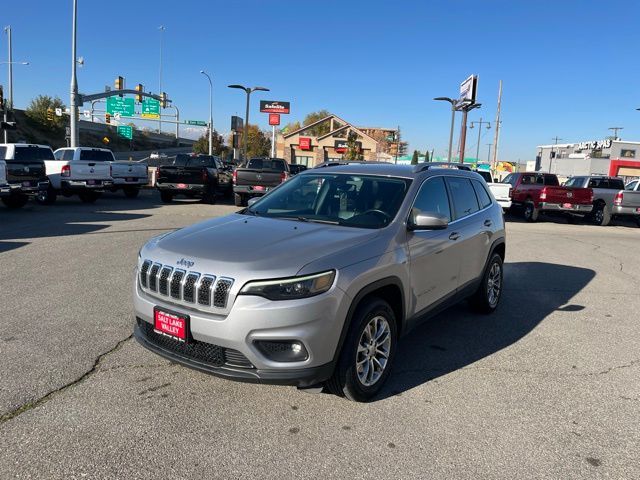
[563, 203, 573, 209]
[177, 183, 187, 189]
[154, 308, 189, 342]
[253, 186, 265, 191]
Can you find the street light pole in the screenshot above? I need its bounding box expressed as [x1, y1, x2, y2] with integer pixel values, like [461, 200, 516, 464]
[434, 97, 458, 162]
[69, 0, 79, 148]
[200, 70, 213, 155]
[486, 143, 493, 164]
[158, 25, 165, 135]
[5, 26, 12, 108]
[470, 117, 491, 163]
[228, 84, 270, 161]
[458, 103, 481, 164]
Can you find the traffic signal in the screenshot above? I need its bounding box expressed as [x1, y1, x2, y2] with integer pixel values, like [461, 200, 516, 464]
[105, 113, 111, 124]
[47, 108, 54, 121]
[135, 84, 144, 103]
[115, 76, 124, 90]
[0, 85, 4, 109]
[160, 92, 168, 108]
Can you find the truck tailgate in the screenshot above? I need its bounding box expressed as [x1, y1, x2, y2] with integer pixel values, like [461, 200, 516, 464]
[487, 183, 511, 201]
[619, 190, 640, 208]
[235, 169, 283, 187]
[544, 186, 592, 204]
[70, 161, 111, 180]
[6, 160, 47, 185]
[157, 166, 204, 185]
[111, 162, 148, 180]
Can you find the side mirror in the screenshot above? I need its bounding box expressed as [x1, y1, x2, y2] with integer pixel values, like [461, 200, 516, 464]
[247, 197, 260, 207]
[408, 209, 449, 231]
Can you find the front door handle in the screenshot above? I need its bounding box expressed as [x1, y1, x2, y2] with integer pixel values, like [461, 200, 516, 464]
[484, 219, 492, 227]
[449, 232, 460, 241]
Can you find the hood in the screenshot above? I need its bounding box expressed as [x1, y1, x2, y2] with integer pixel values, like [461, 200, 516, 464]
[142, 213, 380, 277]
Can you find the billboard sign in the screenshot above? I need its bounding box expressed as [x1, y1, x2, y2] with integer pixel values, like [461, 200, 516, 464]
[459, 75, 478, 104]
[260, 100, 290, 114]
[268, 113, 281, 126]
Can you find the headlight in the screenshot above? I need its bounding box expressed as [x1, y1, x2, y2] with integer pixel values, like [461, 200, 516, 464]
[239, 270, 336, 301]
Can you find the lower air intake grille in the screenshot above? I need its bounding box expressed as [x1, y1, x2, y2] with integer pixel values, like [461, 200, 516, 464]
[138, 319, 254, 369]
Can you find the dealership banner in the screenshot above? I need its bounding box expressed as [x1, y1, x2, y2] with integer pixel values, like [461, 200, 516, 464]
[299, 137, 311, 150]
[268, 113, 281, 126]
[335, 140, 361, 153]
[260, 101, 290, 114]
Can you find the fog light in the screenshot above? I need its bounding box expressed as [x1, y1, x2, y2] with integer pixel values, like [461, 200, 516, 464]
[254, 340, 309, 362]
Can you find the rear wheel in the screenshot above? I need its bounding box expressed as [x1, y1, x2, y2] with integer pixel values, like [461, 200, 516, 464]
[1, 195, 29, 209]
[234, 193, 245, 207]
[326, 297, 397, 402]
[523, 201, 539, 222]
[160, 191, 173, 203]
[592, 204, 610, 226]
[470, 253, 504, 314]
[79, 192, 99, 204]
[36, 185, 57, 205]
[123, 186, 140, 199]
[203, 185, 218, 204]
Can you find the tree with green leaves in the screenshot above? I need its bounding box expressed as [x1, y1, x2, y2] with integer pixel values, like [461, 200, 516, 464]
[281, 110, 332, 137]
[244, 124, 271, 158]
[344, 131, 362, 161]
[424, 150, 430, 162]
[193, 130, 228, 156]
[25, 95, 66, 131]
[411, 150, 419, 165]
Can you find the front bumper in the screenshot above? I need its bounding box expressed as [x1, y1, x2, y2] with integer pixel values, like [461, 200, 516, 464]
[612, 205, 640, 217]
[539, 202, 593, 214]
[0, 184, 10, 196]
[133, 277, 347, 386]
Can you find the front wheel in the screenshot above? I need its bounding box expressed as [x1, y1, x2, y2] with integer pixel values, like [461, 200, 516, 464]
[469, 253, 504, 314]
[523, 201, 539, 222]
[326, 297, 397, 402]
[592, 205, 610, 226]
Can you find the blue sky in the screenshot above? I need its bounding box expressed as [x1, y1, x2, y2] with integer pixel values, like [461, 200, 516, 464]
[3, 0, 640, 161]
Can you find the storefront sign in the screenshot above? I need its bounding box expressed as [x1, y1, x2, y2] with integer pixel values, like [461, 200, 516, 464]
[334, 140, 362, 153]
[260, 101, 290, 114]
[459, 75, 478, 104]
[299, 137, 311, 150]
[268, 113, 281, 126]
[575, 138, 612, 151]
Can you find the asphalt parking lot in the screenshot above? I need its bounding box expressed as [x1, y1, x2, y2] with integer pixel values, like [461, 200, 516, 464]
[1, 191, 639, 479]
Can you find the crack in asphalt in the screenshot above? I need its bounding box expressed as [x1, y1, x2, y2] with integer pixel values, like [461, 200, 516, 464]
[0, 334, 133, 426]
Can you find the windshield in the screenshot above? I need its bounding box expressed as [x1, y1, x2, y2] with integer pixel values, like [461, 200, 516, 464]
[79, 150, 114, 162]
[246, 173, 412, 229]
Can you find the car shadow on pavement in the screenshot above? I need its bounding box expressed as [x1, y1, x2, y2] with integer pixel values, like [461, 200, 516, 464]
[377, 262, 596, 400]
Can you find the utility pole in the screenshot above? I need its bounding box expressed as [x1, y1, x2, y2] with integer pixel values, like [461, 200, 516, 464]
[470, 117, 491, 163]
[158, 25, 165, 134]
[491, 80, 503, 172]
[69, 0, 79, 148]
[608, 126, 623, 140]
[550, 136, 562, 173]
[3, 25, 11, 143]
[486, 143, 493, 164]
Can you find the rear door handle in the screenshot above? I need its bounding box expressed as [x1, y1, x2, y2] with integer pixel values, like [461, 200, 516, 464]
[484, 219, 492, 227]
[449, 232, 460, 241]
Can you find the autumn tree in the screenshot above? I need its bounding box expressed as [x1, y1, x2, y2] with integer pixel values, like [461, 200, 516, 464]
[344, 131, 362, 161]
[193, 129, 228, 156]
[25, 95, 66, 131]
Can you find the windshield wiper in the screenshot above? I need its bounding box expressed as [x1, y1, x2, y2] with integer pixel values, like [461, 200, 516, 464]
[274, 216, 340, 225]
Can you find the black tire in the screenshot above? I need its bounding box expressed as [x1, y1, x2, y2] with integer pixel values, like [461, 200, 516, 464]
[79, 192, 99, 204]
[523, 201, 539, 222]
[203, 186, 217, 204]
[592, 204, 610, 226]
[123, 187, 140, 199]
[36, 185, 57, 205]
[234, 193, 245, 207]
[326, 297, 398, 402]
[160, 191, 173, 203]
[224, 184, 234, 199]
[1, 195, 29, 209]
[469, 253, 504, 314]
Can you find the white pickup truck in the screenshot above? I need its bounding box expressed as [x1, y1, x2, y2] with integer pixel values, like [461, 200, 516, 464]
[475, 170, 512, 210]
[38, 147, 114, 204]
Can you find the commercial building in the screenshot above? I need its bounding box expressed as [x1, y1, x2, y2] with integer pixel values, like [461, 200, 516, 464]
[536, 139, 640, 180]
[276, 114, 391, 166]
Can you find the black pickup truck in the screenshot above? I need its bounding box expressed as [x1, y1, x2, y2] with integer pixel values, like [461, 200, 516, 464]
[0, 143, 51, 209]
[232, 157, 290, 206]
[156, 154, 233, 204]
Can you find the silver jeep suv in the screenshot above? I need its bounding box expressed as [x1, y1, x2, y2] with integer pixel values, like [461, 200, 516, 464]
[134, 163, 506, 401]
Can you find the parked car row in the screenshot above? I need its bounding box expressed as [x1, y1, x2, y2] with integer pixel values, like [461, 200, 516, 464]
[501, 172, 640, 226]
[0, 143, 149, 209]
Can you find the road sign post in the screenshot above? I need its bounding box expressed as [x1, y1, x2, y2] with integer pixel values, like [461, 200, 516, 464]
[117, 125, 133, 140]
[185, 120, 207, 126]
[141, 98, 160, 118]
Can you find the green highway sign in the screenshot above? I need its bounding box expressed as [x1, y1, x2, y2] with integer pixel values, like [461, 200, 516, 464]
[117, 125, 133, 140]
[106, 97, 135, 117]
[141, 98, 160, 118]
[185, 120, 207, 126]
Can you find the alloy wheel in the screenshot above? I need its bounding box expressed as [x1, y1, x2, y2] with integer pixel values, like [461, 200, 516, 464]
[355, 315, 391, 387]
[487, 262, 502, 307]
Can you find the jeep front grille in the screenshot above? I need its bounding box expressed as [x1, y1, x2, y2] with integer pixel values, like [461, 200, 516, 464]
[139, 260, 234, 311]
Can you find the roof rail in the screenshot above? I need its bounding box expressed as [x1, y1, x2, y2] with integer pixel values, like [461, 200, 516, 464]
[412, 162, 472, 173]
[313, 160, 392, 169]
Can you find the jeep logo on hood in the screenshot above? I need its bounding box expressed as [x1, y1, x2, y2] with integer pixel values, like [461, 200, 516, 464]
[176, 258, 195, 268]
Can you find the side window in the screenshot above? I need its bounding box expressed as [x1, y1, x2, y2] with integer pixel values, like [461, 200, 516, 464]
[54, 150, 64, 160]
[625, 180, 638, 191]
[445, 177, 480, 220]
[544, 175, 559, 186]
[63, 150, 75, 161]
[412, 177, 451, 222]
[471, 179, 492, 209]
[609, 178, 625, 190]
[0, 146, 6, 159]
[536, 175, 545, 185]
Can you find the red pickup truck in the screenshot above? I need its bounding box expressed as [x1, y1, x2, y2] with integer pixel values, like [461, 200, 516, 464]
[501, 172, 593, 222]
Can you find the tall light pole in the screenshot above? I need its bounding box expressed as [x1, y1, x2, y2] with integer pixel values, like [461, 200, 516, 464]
[228, 84, 269, 161]
[469, 117, 491, 163]
[486, 143, 493, 164]
[69, 0, 79, 148]
[458, 102, 481, 164]
[608, 126, 623, 140]
[2, 24, 29, 142]
[158, 25, 165, 134]
[200, 70, 213, 155]
[434, 97, 458, 162]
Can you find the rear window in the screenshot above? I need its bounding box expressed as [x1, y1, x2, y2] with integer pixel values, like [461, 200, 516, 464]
[173, 154, 190, 166]
[471, 179, 493, 209]
[188, 156, 216, 168]
[14, 146, 54, 161]
[543, 175, 559, 186]
[475, 170, 493, 183]
[79, 149, 114, 161]
[247, 158, 287, 171]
